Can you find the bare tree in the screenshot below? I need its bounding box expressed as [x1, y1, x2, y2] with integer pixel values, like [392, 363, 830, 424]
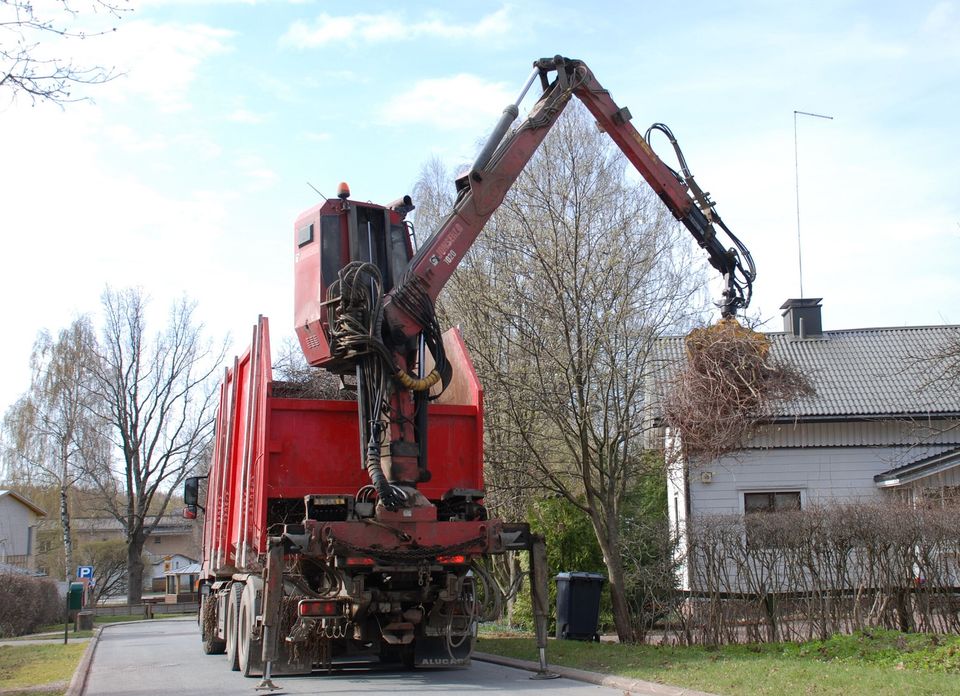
[86, 287, 223, 603]
[414, 106, 707, 641]
[78, 539, 129, 602]
[1, 0, 128, 105]
[0, 318, 107, 584]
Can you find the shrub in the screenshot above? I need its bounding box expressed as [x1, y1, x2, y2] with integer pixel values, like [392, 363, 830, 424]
[0, 572, 63, 637]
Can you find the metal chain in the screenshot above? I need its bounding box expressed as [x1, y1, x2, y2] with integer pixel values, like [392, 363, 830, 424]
[328, 534, 487, 563]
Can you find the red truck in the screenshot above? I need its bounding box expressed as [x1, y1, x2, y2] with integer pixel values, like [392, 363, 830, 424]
[184, 56, 754, 685]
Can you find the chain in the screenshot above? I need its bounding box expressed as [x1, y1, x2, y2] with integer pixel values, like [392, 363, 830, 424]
[328, 534, 488, 564]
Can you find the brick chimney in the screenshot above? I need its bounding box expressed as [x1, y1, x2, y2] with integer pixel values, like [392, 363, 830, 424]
[780, 298, 823, 338]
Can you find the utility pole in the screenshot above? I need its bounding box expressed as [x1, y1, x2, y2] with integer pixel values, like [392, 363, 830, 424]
[794, 110, 834, 297]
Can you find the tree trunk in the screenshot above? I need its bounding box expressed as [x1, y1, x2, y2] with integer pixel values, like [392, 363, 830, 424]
[126, 533, 145, 604]
[507, 552, 520, 626]
[60, 483, 72, 584]
[591, 514, 637, 643]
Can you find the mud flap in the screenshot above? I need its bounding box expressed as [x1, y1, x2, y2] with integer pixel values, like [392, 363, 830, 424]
[413, 634, 474, 667]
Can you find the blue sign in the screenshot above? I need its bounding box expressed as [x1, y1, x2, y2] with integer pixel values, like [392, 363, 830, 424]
[77, 565, 94, 579]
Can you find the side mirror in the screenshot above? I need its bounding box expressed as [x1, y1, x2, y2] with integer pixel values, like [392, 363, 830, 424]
[183, 475, 207, 518]
[184, 476, 200, 507]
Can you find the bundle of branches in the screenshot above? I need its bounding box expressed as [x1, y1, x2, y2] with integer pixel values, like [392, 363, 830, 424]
[271, 372, 356, 401]
[663, 318, 813, 459]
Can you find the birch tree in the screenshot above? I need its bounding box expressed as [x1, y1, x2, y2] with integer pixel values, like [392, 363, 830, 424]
[0, 318, 106, 583]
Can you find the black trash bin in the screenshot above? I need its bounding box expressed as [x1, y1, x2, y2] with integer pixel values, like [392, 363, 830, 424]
[555, 572, 606, 641]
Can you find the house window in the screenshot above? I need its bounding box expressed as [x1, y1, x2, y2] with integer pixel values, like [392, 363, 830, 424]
[744, 491, 802, 514]
[744, 491, 802, 547]
[166, 576, 176, 594]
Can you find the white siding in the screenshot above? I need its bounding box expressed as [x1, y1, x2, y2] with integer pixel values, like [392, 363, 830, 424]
[664, 429, 689, 591]
[690, 444, 959, 516]
[0, 495, 41, 559]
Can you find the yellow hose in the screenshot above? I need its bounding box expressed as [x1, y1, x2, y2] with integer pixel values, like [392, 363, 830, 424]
[395, 369, 441, 392]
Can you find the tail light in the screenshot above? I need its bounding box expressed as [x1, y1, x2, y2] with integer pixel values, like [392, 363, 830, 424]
[436, 554, 468, 565]
[298, 599, 343, 617]
[345, 556, 375, 567]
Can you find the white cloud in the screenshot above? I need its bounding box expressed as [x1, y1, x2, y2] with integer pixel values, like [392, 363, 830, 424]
[302, 131, 331, 142]
[74, 21, 235, 112]
[379, 74, 514, 131]
[227, 108, 267, 124]
[280, 7, 510, 49]
[234, 155, 278, 191]
[0, 101, 236, 414]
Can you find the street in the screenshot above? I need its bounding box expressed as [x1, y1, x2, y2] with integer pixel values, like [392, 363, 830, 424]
[83, 618, 627, 696]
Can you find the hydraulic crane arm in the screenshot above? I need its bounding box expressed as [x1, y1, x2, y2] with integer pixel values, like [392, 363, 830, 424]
[386, 56, 755, 344]
[322, 56, 757, 505]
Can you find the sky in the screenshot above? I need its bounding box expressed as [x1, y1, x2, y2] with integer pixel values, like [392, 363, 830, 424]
[1, 0, 958, 418]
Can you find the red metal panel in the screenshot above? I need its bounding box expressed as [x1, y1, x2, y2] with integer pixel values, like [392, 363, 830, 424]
[229, 346, 252, 568]
[250, 316, 273, 554]
[293, 201, 336, 367]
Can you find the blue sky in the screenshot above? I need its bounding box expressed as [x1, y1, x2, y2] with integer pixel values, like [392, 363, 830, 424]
[1, 0, 958, 416]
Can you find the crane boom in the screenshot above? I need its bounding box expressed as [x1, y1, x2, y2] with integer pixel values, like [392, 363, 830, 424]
[385, 56, 755, 344]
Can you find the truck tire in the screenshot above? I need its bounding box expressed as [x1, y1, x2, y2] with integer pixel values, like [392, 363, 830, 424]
[201, 595, 226, 655]
[225, 583, 243, 671]
[238, 582, 263, 678]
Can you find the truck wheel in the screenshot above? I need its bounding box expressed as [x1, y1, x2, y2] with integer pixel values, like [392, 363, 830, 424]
[238, 583, 263, 678]
[225, 583, 243, 671]
[201, 596, 226, 655]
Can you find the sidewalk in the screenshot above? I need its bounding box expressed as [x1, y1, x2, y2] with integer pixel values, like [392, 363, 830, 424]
[473, 651, 718, 696]
[0, 633, 92, 647]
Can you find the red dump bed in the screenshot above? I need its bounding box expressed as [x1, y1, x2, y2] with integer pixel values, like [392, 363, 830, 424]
[201, 317, 484, 576]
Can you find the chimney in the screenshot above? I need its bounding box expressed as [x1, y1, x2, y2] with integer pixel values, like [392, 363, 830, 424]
[780, 298, 823, 338]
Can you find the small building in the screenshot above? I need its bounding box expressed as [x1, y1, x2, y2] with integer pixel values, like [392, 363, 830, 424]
[0, 490, 46, 571]
[164, 562, 200, 603]
[150, 553, 198, 593]
[655, 299, 960, 591]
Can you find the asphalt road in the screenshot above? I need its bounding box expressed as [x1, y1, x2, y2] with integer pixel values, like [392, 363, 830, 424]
[83, 618, 627, 696]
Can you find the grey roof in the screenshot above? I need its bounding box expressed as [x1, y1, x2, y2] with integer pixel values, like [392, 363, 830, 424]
[874, 446, 960, 486]
[0, 490, 46, 516]
[39, 515, 192, 535]
[654, 325, 960, 419]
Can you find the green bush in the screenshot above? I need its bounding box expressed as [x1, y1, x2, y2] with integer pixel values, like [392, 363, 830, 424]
[0, 572, 63, 637]
[510, 496, 609, 633]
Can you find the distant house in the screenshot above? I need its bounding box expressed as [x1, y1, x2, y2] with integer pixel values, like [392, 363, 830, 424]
[37, 514, 200, 590]
[656, 299, 960, 590]
[164, 562, 200, 603]
[150, 553, 198, 593]
[0, 490, 46, 572]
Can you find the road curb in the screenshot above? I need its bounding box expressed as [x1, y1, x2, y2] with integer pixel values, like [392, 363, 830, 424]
[473, 651, 717, 696]
[65, 627, 101, 696]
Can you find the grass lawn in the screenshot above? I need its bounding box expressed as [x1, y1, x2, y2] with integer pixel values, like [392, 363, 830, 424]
[0, 643, 86, 695]
[478, 629, 960, 695]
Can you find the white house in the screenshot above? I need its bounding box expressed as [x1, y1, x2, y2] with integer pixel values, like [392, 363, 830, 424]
[657, 299, 960, 591]
[0, 490, 46, 572]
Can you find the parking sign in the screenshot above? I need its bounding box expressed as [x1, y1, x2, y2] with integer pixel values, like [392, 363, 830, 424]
[77, 565, 94, 579]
